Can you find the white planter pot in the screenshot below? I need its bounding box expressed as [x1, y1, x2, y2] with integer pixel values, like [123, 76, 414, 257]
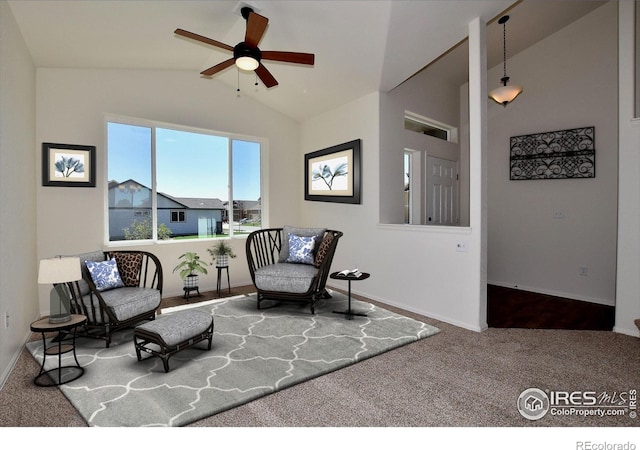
[184, 274, 199, 288]
[216, 255, 228, 267]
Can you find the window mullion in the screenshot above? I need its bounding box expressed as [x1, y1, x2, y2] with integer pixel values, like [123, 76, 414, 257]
[151, 126, 158, 241]
[228, 139, 234, 237]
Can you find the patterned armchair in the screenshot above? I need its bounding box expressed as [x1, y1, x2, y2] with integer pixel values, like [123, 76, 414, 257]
[246, 226, 343, 314]
[63, 250, 163, 347]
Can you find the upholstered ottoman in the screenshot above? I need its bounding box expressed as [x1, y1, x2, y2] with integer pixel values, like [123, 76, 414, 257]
[133, 310, 214, 372]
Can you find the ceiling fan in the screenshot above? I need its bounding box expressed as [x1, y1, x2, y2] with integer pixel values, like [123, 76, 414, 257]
[175, 6, 315, 88]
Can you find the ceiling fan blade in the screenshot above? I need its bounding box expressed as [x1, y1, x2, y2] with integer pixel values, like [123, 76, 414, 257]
[244, 11, 269, 47]
[201, 58, 235, 77]
[261, 51, 315, 65]
[174, 28, 234, 52]
[255, 63, 278, 88]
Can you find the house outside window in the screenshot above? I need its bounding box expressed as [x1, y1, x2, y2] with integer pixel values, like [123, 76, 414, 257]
[106, 117, 263, 242]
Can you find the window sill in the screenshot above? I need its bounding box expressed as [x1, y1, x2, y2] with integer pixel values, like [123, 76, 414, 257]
[377, 223, 472, 234]
[105, 234, 249, 249]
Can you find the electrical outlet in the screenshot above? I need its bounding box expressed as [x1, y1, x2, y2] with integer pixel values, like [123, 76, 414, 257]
[553, 209, 565, 219]
[456, 241, 468, 253]
[4, 312, 9, 329]
[579, 266, 588, 277]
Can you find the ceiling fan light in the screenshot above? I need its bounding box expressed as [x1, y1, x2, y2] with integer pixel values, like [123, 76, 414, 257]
[236, 56, 259, 71]
[489, 84, 523, 107]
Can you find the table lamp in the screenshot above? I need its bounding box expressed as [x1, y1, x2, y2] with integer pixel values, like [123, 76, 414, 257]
[38, 257, 81, 323]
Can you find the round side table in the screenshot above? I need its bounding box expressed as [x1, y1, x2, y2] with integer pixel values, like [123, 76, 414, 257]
[330, 271, 371, 320]
[30, 314, 87, 387]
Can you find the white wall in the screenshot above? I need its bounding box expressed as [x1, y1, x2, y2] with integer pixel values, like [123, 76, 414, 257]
[0, 0, 38, 386]
[300, 20, 488, 333]
[379, 47, 464, 225]
[615, 0, 640, 337]
[35, 68, 301, 311]
[487, 2, 619, 306]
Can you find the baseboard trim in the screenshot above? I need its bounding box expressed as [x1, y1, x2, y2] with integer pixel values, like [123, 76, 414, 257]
[326, 283, 485, 332]
[0, 328, 32, 391]
[487, 280, 615, 307]
[613, 325, 640, 338]
[0, 351, 19, 391]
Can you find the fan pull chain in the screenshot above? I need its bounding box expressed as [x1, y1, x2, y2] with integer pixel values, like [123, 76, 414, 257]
[237, 69, 240, 95]
[255, 73, 258, 87]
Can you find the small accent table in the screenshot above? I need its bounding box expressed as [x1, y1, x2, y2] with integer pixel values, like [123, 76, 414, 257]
[30, 314, 87, 386]
[216, 265, 230, 296]
[330, 271, 370, 320]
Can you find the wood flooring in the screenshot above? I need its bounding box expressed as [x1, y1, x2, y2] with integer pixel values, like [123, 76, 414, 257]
[487, 284, 615, 330]
[160, 283, 616, 331]
[159, 284, 256, 312]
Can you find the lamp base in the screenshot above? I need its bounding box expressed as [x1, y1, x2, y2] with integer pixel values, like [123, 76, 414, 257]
[49, 313, 71, 324]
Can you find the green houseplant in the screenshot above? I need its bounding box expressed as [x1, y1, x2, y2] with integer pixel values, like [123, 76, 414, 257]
[208, 240, 237, 267]
[173, 252, 208, 290]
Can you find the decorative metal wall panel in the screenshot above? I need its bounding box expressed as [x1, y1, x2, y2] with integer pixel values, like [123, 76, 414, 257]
[510, 126, 595, 180]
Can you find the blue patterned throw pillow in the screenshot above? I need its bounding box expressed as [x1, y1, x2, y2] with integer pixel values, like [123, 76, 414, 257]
[286, 233, 317, 265]
[85, 257, 124, 291]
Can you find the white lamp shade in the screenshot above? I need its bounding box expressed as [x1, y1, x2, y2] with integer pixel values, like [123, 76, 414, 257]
[236, 56, 259, 71]
[489, 84, 523, 106]
[38, 257, 81, 284]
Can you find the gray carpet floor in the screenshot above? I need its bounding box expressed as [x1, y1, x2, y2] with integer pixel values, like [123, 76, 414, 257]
[1, 292, 638, 432]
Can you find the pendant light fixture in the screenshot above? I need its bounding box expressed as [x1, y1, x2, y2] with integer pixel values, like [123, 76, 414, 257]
[489, 15, 523, 107]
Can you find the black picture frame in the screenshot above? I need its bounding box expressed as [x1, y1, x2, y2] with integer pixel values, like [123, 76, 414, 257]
[509, 127, 595, 180]
[42, 142, 96, 187]
[304, 139, 361, 204]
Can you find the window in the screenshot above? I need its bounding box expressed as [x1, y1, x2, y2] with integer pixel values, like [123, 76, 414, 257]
[106, 117, 263, 242]
[404, 152, 412, 224]
[171, 211, 186, 223]
[404, 111, 458, 143]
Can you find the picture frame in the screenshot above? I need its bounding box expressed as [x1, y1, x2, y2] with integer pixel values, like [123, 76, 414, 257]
[42, 142, 96, 187]
[304, 139, 361, 204]
[509, 127, 595, 180]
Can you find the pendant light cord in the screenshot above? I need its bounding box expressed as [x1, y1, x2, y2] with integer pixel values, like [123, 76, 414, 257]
[502, 20, 507, 80]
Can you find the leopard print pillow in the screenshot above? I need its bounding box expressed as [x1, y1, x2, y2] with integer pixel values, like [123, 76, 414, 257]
[314, 233, 334, 267]
[110, 252, 143, 287]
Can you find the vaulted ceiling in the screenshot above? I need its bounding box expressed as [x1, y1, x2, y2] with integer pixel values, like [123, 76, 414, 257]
[7, 0, 605, 122]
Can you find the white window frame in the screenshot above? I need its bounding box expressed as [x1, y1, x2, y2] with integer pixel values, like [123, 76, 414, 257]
[103, 114, 268, 245]
[404, 149, 423, 225]
[170, 210, 186, 223]
[404, 111, 458, 144]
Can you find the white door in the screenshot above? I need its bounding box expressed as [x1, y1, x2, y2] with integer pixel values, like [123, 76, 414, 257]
[426, 156, 458, 226]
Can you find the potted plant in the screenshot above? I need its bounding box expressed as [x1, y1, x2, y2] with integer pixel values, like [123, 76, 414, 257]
[208, 240, 237, 267]
[173, 251, 209, 292]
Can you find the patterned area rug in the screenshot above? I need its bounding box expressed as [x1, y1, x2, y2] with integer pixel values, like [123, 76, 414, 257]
[26, 292, 439, 427]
